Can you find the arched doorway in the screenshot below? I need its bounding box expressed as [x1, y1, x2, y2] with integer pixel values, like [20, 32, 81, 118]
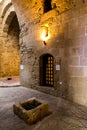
[0, 0, 20, 79]
[39, 54, 54, 87]
[7, 14, 20, 78]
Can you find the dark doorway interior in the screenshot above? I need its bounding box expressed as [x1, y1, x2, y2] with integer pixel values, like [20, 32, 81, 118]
[40, 54, 54, 87]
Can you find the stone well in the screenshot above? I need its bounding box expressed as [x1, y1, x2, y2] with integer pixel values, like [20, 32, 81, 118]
[13, 97, 51, 125]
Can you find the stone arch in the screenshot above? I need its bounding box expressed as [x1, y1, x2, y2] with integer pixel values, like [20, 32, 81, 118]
[6, 13, 20, 78]
[39, 53, 54, 87]
[2, 6, 16, 32]
[0, 1, 20, 78]
[1, 1, 12, 18]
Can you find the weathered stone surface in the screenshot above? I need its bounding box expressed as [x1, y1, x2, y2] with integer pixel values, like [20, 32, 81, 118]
[1, 86, 87, 130]
[13, 97, 51, 125]
[11, 1, 87, 106]
[1, 0, 87, 106]
[0, 1, 20, 77]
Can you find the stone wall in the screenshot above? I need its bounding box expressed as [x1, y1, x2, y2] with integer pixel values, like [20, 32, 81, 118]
[9, 0, 87, 106]
[0, 1, 20, 77]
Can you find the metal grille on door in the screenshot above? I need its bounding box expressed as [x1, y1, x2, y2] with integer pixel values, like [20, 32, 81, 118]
[40, 54, 54, 87]
[45, 56, 54, 86]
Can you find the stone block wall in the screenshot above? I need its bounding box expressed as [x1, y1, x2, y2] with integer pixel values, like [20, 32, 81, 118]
[0, 1, 20, 77]
[11, 0, 87, 106]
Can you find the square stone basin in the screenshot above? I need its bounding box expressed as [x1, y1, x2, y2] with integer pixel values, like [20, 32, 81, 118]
[13, 97, 51, 125]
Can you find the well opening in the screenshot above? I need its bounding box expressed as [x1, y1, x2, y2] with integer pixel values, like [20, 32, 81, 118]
[21, 99, 41, 110]
[13, 97, 51, 125]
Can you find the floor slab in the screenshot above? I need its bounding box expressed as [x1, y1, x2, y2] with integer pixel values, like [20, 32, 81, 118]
[0, 86, 87, 130]
[0, 77, 20, 87]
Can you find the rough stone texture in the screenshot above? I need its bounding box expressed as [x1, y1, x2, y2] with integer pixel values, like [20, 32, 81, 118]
[13, 97, 51, 125]
[1, 0, 87, 106]
[1, 86, 87, 130]
[7, 0, 87, 106]
[0, 0, 20, 77]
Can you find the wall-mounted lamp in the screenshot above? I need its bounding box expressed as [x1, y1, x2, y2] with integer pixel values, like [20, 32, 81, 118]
[43, 40, 46, 45]
[41, 26, 49, 45]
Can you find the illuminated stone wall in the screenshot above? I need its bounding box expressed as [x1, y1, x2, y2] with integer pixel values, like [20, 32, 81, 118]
[0, 0, 20, 77]
[7, 0, 87, 106]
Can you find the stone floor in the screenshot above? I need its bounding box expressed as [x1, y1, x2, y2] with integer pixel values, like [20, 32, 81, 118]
[0, 77, 20, 87]
[0, 81, 87, 130]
